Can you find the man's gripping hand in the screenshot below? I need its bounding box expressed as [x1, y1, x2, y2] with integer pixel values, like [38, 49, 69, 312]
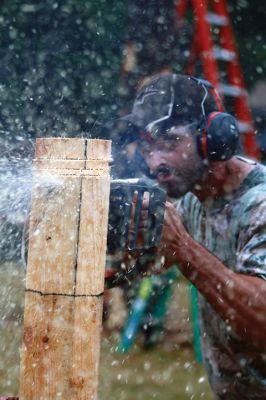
[158, 201, 190, 269]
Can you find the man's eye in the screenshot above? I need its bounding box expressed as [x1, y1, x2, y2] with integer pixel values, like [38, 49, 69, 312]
[140, 146, 152, 155]
[156, 141, 178, 151]
[155, 143, 167, 151]
[140, 138, 181, 155]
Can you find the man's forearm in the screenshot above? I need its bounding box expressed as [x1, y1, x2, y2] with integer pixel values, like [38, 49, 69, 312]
[174, 234, 266, 350]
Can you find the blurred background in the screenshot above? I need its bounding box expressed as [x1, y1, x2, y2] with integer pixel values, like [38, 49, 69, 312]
[0, 0, 265, 398]
[0, 0, 265, 140]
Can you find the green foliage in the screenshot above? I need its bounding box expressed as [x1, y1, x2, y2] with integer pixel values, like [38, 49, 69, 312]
[0, 0, 127, 139]
[229, 0, 266, 88]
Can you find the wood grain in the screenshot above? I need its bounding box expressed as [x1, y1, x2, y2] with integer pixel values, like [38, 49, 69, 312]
[19, 138, 111, 400]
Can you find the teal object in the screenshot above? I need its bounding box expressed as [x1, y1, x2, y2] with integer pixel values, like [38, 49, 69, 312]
[118, 268, 203, 363]
[118, 277, 153, 352]
[118, 267, 178, 352]
[189, 284, 203, 363]
[142, 268, 178, 348]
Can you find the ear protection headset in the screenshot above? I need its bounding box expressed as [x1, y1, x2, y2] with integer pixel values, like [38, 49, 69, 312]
[192, 77, 240, 161]
[134, 76, 240, 178]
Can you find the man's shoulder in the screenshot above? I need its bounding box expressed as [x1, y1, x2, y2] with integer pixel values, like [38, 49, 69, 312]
[238, 164, 266, 206]
[231, 164, 266, 230]
[175, 163, 266, 219]
[241, 160, 266, 185]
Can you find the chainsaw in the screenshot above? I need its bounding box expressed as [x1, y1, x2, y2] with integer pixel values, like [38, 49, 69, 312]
[21, 178, 166, 288]
[106, 178, 166, 288]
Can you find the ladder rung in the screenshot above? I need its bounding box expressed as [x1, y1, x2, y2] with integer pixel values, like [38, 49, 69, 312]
[219, 83, 246, 97]
[206, 12, 229, 26]
[237, 120, 254, 133]
[213, 46, 236, 62]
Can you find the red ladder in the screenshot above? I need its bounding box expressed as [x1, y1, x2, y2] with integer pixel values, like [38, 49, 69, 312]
[175, 0, 260, 159]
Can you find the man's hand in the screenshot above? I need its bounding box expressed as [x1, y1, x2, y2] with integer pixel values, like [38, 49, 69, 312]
[158, 201, 190, 269]
[131, 196, 190, 270]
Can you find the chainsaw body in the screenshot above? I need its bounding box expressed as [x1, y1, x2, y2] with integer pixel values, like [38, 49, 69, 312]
[107, 178, 166, 252]
[106, 178, 166, 288]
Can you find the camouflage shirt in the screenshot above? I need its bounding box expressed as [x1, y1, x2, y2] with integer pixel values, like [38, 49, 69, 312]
[179, 160, 266, 400]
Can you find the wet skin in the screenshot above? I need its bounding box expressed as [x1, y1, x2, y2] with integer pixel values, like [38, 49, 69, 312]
[136, 127, 266, 351]
[138, 128, 206, 199]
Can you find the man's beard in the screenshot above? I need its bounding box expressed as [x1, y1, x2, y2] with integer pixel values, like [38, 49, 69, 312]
[157, 160, 206, 198]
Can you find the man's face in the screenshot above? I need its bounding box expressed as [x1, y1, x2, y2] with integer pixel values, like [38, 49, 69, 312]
[138, 125, 207, 198]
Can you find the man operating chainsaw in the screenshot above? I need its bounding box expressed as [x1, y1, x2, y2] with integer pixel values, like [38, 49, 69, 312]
[116, 73, 266, 400]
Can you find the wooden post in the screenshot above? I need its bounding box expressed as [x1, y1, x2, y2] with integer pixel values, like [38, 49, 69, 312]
[19, 138, 111, 400]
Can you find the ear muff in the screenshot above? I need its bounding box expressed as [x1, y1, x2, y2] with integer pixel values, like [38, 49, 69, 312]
[196, 111, 240, 161]
[190, 76, 239, 161]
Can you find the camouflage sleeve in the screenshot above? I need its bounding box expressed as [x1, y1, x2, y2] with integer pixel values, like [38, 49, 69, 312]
[236, 193, 266, 280]
[173, 198, 184, 217]
[173, 192, 198, 232]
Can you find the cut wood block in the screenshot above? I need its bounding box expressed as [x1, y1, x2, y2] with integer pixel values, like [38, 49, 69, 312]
[19, 138, 111, 400]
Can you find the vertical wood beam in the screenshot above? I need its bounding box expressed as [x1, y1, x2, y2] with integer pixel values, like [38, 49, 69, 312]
[19, 138, 111, 400]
